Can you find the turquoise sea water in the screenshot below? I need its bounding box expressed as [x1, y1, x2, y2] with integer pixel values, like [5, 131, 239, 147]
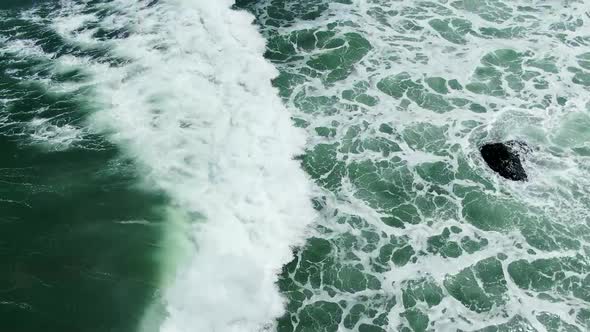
[1, 0, 590, 331]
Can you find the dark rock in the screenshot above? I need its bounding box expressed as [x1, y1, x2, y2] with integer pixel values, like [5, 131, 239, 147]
[480, 141, 529, 181]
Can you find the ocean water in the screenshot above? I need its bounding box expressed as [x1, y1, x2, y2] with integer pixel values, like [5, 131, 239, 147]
[1, 0, 589, 332]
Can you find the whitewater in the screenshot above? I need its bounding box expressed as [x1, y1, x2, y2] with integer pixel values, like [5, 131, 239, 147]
[3, 0, 317, 331]
[83, 1, 318, 331]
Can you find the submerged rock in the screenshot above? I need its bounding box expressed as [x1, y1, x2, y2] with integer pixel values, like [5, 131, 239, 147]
[480, 141, 529, 181]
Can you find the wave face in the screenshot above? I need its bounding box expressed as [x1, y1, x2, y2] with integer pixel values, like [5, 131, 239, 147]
[1, 0, 316, 331]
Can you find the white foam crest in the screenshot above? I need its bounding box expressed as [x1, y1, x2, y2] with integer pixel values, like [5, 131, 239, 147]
[0, 38, 50, 59]
[45, 0, 316, 331]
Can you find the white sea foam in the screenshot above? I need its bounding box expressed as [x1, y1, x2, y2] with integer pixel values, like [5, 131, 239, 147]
[0, 38, 49, 59]
[28, 117, 85, 150]
[7, 0, 316, 329]
[30, 0, 318, 331]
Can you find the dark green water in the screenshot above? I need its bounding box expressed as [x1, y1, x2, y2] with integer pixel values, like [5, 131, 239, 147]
[0, 2, 167, 331]
[0, 141, 166, 331]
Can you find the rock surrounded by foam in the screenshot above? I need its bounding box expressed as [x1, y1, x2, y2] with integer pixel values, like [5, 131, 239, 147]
[480, 141, 529, 181]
